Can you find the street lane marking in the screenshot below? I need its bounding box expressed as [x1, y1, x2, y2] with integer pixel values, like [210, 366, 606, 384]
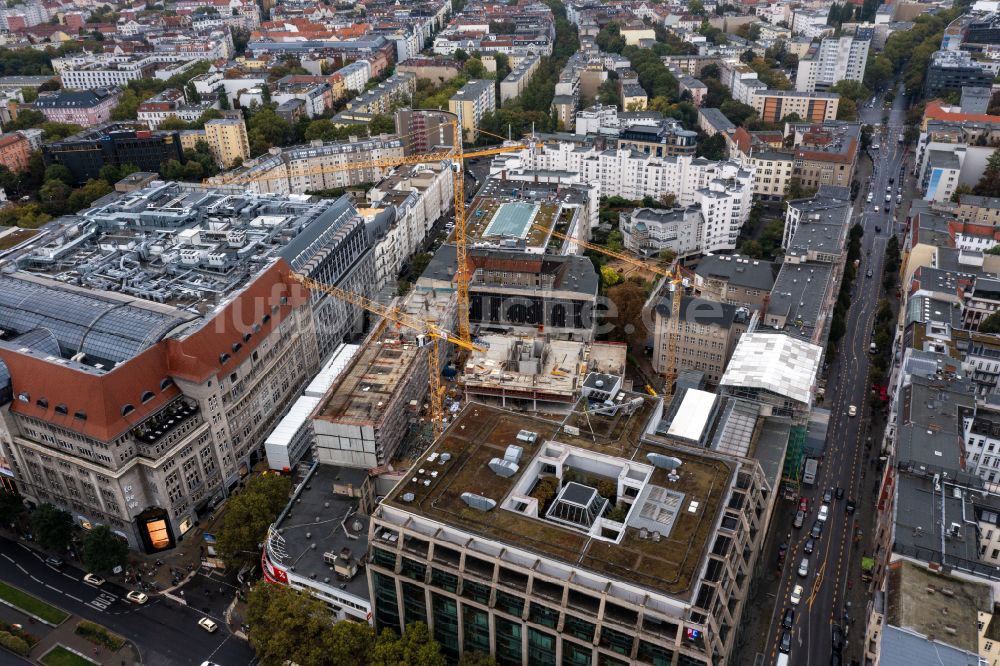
[66, 594, 82, 603]
[29, 575, 41, 583]
[61, 573, 76, 581]
[45, 584, 61, 593]
[0, 554, 12, 563]
[15, 564, 26, 574]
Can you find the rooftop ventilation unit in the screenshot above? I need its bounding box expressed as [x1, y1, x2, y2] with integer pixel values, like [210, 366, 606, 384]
[461, 493, 496, 512]
[489, 458, 519, 478]
[647, 453, 683, 471]
[400, 492, 415, 503]
[504, 445, 523, 464]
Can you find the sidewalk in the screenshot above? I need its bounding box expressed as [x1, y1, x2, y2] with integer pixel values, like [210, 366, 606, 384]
[124, 506, 229, 593]
[30, 617, 141, 666]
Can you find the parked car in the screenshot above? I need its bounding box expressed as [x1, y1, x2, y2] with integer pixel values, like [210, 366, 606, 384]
[82, 573, 104, 587]
[783, 608, 795, 629]
[798, 558, 810, 577]
[832, 624, 844, 653]
[126, 591, 148, 604]
[44, 556, 64, 568]
[790, 584, 804, 606]
[794, 510, 805, 529]
[799, 497, 809, 513]
[198, 617, 218, 633]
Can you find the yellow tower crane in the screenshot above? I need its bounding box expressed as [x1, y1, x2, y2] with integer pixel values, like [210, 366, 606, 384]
[214, 119, 542, 346]
[531, 224, 691, 399]
[289, 273, 486, 437]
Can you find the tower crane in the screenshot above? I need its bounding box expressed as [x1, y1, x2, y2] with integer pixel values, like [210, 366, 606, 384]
[530, 223, 691, 399]
[289, 273, 486, 437]
[214, 118, 542, 346]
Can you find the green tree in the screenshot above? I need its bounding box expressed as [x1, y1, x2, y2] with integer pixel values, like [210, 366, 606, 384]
[600, 265, 623, 287]
[369, 113, 395, 135]
[247, 583, 374, 666]
[739, 239, 764, 259]
[696, 132, 727, 160]
[110, 88, 141, 121]
[81, 525, 127, 574]
[458, 651, 498, 666]
[185, 82, 201, 104]
[370, 622, 447, 666]
[981, 311, 1000, 334]
[44, 164, 76, 185]
[66, 178, 112, 213]
[39, 179, 71, 214]
[0, 491, 23, 527]
[216, 473, 291, 568]
[4, 108, 45, 131]
[975, 149, 1000, 197]
[218, 90, 231, 110]
[837, 97, 858, 121]
[31, 503, 73, 553]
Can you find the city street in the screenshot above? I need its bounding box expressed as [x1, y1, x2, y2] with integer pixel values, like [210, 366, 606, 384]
[0, 536, 254, 666]
[759, 83, 910, 666]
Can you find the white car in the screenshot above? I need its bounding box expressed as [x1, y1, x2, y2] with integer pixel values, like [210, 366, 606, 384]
[818, 505, 829, 522]
[798, 558, 809, 577]
[82, 573, 104, 587]
[790, 584, 804, 606]
[126, 591, 148, 604]
[198, 617, 218, 633]
[848, 405, 857, 417]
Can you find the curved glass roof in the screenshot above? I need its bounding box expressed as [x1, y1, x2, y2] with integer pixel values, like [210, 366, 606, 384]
[11, 328, 61, 357]
[0, 277, 195, 365]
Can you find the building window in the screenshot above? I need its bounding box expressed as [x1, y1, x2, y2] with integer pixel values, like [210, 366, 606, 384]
[431, 568, 458, 594]
[372, 572, 400, 633]
[637, 640, 674, 666]
[564, 615, 596, 642]
[599, 626, 634, 655]
[400, 557, 426, 581]
[462, 580, 491, 605]
[401, 581, 427, 627]
[529, 602, 559, 629]
[495, 591, 524, 617]
[527, 628, 557, 666]
[432, 594, 459, 661]
[463, 603, 491, 655]
[496, 616, 522, 665]
[562, 640, 592, 665]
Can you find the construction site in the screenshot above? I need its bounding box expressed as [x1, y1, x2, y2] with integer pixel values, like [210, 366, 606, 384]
[460, 336, 628, 411]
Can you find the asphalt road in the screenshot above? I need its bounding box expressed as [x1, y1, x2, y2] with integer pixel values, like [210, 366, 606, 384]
[761, 83, 909, 666]
[0, 536, 255, 666]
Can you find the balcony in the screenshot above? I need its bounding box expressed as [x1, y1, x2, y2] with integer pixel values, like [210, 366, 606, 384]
[131, 399, 200, 445]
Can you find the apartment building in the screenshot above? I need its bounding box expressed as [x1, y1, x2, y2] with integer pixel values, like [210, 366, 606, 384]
[693, 254, 777, 310]
[204, 118, 250, 168]
[136, 89, 215, 130]
[652, 294, 750, 384]
[0, 132, 32, 174]
[394, 108, 458, 156]
[621, 206, 702, 258]
[750, 90, 840, 124]
[795, 36, 870, 92]
[449, 79, 497, 143]
[209, 135, 405, 195]
[34, 88, 122, 126]
[367, 397, 774, 665]
[504, 143, 754, 228]
[500, 55, 540, 105]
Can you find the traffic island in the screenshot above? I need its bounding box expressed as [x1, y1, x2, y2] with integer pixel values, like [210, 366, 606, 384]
[0, 581, 68, 625]
[39, 644, 99, 666]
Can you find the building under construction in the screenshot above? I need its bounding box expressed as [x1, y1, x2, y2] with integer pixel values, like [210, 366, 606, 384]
[461, 336, 627, 411]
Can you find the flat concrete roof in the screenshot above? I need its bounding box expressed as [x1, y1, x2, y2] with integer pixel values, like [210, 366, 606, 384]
[666, 389, 717, 441]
